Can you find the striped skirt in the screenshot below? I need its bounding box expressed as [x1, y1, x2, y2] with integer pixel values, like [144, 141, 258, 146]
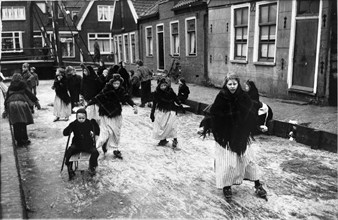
[96, 115, 122, 149]
[53, 95, 71, 118]
[214, 142, 259, 188]
[152, 110, 178, 140]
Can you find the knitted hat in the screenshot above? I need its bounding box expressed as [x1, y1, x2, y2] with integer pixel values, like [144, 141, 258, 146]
[76, 108, 87, 115]
[157, 76, 170, 85]
[109, 73, 124, 84]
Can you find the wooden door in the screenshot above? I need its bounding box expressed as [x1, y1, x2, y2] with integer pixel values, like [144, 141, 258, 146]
[292, 19, 318, 91]
[158, 32, 164, 70]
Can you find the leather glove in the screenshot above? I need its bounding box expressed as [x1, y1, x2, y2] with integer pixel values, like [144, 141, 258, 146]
[150, 112, 155, 122]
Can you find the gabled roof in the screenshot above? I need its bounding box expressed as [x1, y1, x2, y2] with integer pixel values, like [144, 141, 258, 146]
[131, 0, 160, 17]
[173, 0, 207, 10]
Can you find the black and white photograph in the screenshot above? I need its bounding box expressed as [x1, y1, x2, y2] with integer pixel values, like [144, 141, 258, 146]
[0, 0, 337, 219]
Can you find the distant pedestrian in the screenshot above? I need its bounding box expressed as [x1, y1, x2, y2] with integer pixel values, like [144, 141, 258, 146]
[135, 60, 153, 107]
[30, 66, 39, 96]
[66, 66, 82, 112]
[150, 77, 182, 149]
[244, 80, 273, 133]
[5, 73, 41, 147]
[22, 63, 34, 93]
[93, 39, 101, 63]
[42, 43, 49, 60]
[52, 68, 71, 122]
[129, 70, 140, 97]
[118, 61, 130, 91]
[200, 73, 267, 200]
[86, 74, 138, 159]
[0, 72, 8, 118]
[63, 108, 100, 179]
[80, 64, 103, 121]
[177, 78, 190, 104]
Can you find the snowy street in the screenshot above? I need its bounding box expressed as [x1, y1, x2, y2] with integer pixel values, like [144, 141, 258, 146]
[14, 80, 337, 219]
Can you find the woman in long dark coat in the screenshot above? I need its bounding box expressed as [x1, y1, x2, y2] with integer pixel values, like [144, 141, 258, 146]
[200, 73, 267, 200]
[5, 73, 40, 147]
[52, 68, 71, 122]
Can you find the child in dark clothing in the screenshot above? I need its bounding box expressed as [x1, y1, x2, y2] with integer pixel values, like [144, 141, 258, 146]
[177, 78, 190, 104]
[63, 108, 100, 179]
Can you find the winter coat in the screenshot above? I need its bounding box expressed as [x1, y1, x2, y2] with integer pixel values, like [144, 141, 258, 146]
[5, 81, 38, 125]
[87, 83, 135, 118]
[118, 67, 130, 90]
[63, 119, 100, 150]
[67, 74, 82, 97]
[80, 66, 103, 101]
[178, 84, 190, 103]
[151, 87, 181, 114]
[53, 77, 71, 105]
[136, 66, 153, 82]
[207, 87, 260, 155]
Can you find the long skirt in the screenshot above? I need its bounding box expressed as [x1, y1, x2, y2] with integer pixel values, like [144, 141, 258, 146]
[96, 115, 122, 149]
[7, 101, 33, 125]
[152, 110, 177, 140]
[214, 143, 259, 188]
[85, 103, 100, 122]
[53, 95, 71, 118]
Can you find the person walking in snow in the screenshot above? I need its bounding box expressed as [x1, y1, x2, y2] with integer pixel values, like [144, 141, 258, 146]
[52, 68, 71, 122]
[85, 74, 138, 159]
[150, 77, 182, 149]
[199, 73, 267, 200]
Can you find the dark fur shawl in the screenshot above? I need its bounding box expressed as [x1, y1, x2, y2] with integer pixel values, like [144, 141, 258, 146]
[87, 84, 135, 118]
[209, 87, 259, 155]
[152, 87, 180, 113]
[53, 77, 71, 104]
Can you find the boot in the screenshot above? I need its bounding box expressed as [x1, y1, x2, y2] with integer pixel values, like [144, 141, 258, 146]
[223, 186, 232, 200]
[102, 142, 108, 154]
[255, 184, 267, 201]
[158, 139, 168, 146]
[67, 165, 75, 180]
[88, 166, 96, 176]
[113, 150, 123, 159]
[172, 138, 178, 148]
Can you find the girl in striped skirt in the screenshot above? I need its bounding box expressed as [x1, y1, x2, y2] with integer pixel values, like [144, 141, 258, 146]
[86, 74, 137, 159]
[52, 68, 71, 122]
[150, 77, 182, 148]
[200, 73, 267, 200]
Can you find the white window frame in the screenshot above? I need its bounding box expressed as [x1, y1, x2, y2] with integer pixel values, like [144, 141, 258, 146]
[97, 5, 114, 22]
[1, 6, 26, 21]
[1, 31, 23, 53]
[87, 33, 113, 55]
[123, 33, 129, 63]
[114, 36, 118, 62]
[170, 20, 180, 56]
[253, 1, 279, 64]
[129, 32, 136, 64]
[185, 17, 197, 56]
[230, 3, 250, 62]
[145, 26, 153, 56]
[118, 35, 123, 62]
[60, 34, 75, 58]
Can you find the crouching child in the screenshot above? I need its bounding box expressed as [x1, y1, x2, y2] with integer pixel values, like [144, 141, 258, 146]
[63, 108, 100, 180]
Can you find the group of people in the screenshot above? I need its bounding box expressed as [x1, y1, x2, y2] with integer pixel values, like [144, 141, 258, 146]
[3, 63, 41, 147]
[3, 60, 271, 201]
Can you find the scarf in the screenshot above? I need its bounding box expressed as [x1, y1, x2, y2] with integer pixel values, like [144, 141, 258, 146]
[209, 87, 259, 155]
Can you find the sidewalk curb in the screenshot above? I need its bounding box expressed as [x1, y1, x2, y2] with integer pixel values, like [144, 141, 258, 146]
[184, 99, 337, 153]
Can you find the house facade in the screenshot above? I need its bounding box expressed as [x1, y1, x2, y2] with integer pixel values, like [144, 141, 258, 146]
[208, 0, 337, 105]
[138, 0, 208, 84]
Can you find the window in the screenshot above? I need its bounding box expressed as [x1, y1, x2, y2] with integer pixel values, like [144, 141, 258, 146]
[1, 32, 23, 53]
[234, 7, 249, 60]
[258, 3, 277, 62]
[186, 18, 196, 56]
[2, 6, 26, 20]
[170, 21, 180, 56]
[114, 36, 119, 62]
[123, 34, 129, 63]
[145, 27, 153, 56]
[60, 35, 75, 58]
[130, 33, 136, 63]
[88, 33, 113, 54]
[118, 35, 123, 62]
[98, 5, 114, 21]
[297, 0, 319, 16]
[33, 32, 43, 49]
[71, 11, 79, 22]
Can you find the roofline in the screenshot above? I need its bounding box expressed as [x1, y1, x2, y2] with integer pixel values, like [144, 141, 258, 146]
[110, 1, 117, 31]
[172, 1, 207, 11]
[76, 0, 95, 31]
[138, 12, 159, 21]
[127, 0, 138, 24]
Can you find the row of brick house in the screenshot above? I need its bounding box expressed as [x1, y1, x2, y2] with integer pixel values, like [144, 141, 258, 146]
[1, 0, 336, 105]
